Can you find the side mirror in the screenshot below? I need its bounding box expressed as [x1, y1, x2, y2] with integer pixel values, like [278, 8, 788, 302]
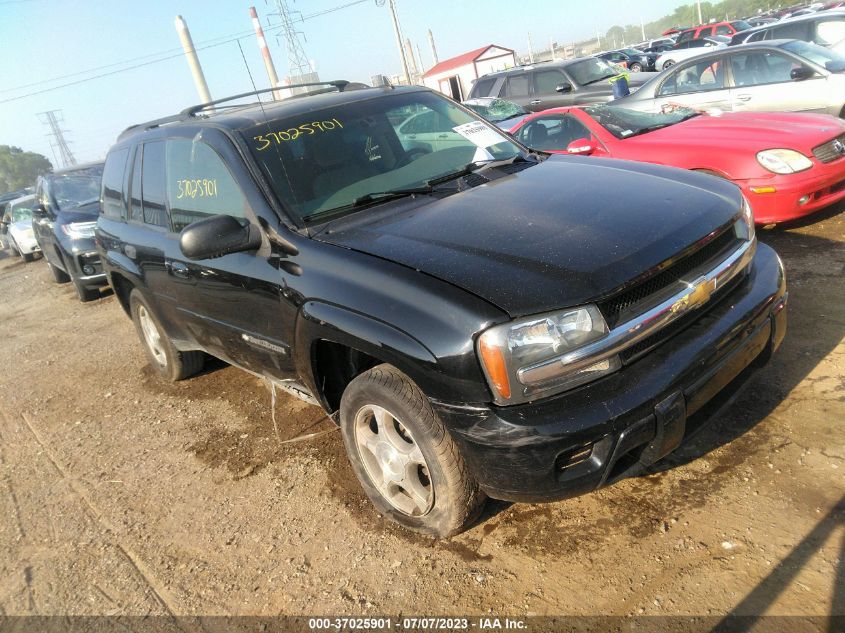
[566, 138, 596, 156]
[791, 66, 815, 81]
[31, 204, 48, 219]
[556, 82, 573, 93]
[179, 214, 262, 260]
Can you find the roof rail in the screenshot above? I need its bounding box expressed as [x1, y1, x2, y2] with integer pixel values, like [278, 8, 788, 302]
[118, 80, 352, 140]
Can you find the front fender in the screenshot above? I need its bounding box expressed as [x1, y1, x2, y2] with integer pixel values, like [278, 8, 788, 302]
[295, 301, 440, 408]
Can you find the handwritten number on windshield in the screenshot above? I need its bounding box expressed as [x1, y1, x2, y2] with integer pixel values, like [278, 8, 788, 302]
[254, 119, 343, 151]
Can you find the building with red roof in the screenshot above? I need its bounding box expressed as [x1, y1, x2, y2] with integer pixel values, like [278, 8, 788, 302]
[421, 44, 516, 101]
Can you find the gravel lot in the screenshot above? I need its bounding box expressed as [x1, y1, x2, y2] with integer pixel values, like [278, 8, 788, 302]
[0, 206, 843, 620]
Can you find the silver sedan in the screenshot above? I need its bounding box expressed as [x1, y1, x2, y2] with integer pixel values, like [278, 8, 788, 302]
[614, 39, 845, 117]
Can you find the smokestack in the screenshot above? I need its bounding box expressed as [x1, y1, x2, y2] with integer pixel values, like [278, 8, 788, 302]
[249, 7, 282, 100]
[174, 15, 212, 104]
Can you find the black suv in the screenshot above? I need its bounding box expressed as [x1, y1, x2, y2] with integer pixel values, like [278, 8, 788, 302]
[97, 82, 787, 536]
[33, 162, 107, 301]
[467, 58, 650, 112]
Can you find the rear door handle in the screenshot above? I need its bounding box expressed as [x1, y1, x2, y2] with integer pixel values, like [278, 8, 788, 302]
[736, 94, 752, 102]
[530, 99, 542, 105]
[166, 260, 191, 279]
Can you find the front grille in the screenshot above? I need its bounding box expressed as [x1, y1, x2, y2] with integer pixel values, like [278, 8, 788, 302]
[812, 134, 845, 164]
[598, 227, 739, 329]
[619, 271, 745, 364]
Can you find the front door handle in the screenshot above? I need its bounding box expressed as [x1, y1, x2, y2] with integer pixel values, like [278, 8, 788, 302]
[530, 99, 542, 105]
[437, 134, 449, 139]
[166, 260, 191, 279]
[735, 93, 752, 102]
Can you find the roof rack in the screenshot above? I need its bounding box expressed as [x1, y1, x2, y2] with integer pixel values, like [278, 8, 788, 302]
[118, 80, 352, 140]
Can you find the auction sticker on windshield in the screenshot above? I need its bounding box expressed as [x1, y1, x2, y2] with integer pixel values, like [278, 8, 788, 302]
[452, 121, 503, 148]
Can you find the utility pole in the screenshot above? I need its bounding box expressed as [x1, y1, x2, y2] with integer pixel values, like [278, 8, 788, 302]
[596, 30, 602, 50]
[174, 15, 212, 104]
[696, 0, 703, 24]
[427, 28, 439, 65]
[37, 110, 76, 168]
[249, 6, 282, 99]
[641, 17, 646, 41]
[527, 32, 535, 63]
[379, 0, 411, 85]
[416, 42, 425, 74]
[550, 38, 556, 61]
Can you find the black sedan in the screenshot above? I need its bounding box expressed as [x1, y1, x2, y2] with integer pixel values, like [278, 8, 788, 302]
[596, 48, 659, 72]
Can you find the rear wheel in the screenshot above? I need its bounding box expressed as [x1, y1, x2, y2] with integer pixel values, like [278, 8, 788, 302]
[662, 60, 675, 70]
[129, 289, 204, 381]
[630, 62, 643, 73]
[340, 364, 486, 537]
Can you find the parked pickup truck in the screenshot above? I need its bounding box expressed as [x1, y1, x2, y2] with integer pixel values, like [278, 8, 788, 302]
[96, 82, 787, 536]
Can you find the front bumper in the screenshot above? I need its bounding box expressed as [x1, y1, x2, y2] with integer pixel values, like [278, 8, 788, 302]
[742, 161, 845, 224]
[65, 237, 108, 289]
[10, 230, 40, 255]
[433, 243, 787, 502]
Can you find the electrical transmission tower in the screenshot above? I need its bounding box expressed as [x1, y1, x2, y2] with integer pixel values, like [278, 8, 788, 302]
[37, 110, 76, 168]
[271, 0, 312, 79]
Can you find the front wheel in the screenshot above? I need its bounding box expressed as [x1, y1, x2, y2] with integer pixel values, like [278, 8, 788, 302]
[47, 260, 71, 283]
[129, 289, 204, 381]
[340, 364, 486, 537]
[630, 63, 643, 73]
[662, 60, 675, 70]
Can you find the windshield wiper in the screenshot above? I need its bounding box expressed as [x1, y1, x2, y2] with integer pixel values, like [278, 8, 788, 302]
[582, 74, 618, 86]
[351, 187, 433, 207]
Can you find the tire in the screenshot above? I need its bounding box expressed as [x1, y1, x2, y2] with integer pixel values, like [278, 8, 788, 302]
[47, 260, 71, 283]
[339, 364, 486, 537]
[72, 275, 100, 302]
[129, 288, 205, 381]
[630, 63, 643, 73]
[662, 60, 675, 70]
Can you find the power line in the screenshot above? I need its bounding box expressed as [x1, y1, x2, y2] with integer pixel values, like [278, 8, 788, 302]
[2, 0, 368, 97]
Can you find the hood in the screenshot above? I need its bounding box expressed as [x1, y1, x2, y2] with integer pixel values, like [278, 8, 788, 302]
[636, 111, 845, 154]
[57, 200, 100, 223]
[495, 114, 530, 130]
[316, 156, 741, 317]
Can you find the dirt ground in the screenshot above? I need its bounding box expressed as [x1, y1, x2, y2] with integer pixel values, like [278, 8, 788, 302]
[0, 205, 843, 622]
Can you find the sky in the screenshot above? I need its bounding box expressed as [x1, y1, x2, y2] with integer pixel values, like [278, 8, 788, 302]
[0, 0, 688, 166]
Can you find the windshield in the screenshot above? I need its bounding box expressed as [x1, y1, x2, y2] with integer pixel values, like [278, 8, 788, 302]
[463, 98, 529, 122]
[50, 166, 103, 211]
[567, 57, 622, 85]
[10, 200, 33, 222]
[731, 20, 752, 31]
[246, 91, 524, 222]
[783, 39, 845, 72]
[583, 104, 700, 139]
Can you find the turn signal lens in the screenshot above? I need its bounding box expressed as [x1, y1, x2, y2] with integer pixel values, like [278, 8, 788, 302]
[749, 186, 777, 194]
[479, 336, 511, 400]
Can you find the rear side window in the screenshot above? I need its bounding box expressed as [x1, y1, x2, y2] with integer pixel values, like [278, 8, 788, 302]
[101, 148, 129, 219]
[715, 24, 732, 36]
[165, 139, 249, 233]
[503, 74, 529, 97]
[471, 77, 496, 98]
[141, 141, 168, 228]
[771, 22, 812, 41]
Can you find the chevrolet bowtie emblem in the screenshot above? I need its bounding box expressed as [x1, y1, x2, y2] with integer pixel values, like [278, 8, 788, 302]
[672, 276, 716, 314]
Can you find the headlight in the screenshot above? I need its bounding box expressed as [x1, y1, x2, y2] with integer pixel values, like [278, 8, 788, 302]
[478, 305, 620, 405]
[61, 221, 97, 239]
[736, 195, 755, 241]
[756, 149, 812, 174]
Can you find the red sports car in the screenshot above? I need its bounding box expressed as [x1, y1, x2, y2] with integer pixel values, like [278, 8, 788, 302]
[509, 104, 845, 224]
